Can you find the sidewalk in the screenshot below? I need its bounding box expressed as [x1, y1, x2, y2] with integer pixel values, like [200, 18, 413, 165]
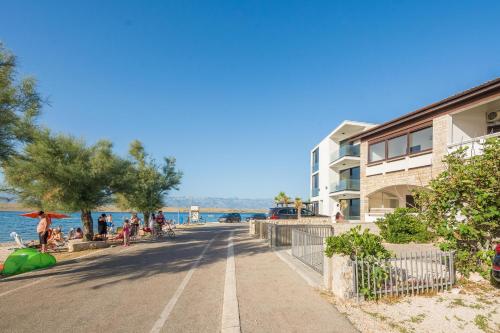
[233, 232, 357, 333]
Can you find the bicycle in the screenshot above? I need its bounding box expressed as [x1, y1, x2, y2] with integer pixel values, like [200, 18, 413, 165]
[153, 222, 176, 239]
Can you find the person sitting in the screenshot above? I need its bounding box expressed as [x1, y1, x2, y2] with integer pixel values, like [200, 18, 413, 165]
[73, 227, 83, 239]
[48, 228, 65, 248]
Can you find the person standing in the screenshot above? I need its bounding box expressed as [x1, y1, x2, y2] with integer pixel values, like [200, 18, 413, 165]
[36, 211, 51, 253]
[98, 213, 108, 240]
[130, 213, 140, 238]
[106, 214, 114, 233]
[122, 219, 131, 246]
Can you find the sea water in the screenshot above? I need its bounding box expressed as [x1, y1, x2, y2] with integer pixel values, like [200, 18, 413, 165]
[0, 211, 258, 242]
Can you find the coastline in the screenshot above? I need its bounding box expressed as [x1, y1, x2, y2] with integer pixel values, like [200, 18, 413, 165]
[0, 203, 267, 214]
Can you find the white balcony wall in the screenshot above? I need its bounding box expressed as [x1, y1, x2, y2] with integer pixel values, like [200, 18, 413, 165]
[450, 108, 487, 145]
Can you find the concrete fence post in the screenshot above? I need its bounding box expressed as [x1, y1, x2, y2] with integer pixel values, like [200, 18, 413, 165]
[330, 254, 354, 300]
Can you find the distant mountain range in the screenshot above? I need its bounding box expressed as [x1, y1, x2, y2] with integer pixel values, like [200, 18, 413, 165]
[164, 196, 274, 210]
[0, 193, 274, 210]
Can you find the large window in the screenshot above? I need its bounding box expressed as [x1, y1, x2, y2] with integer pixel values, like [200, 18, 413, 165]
[369, 141, 385, 162]
[409, 127, 433, 153]
[368, 126, 433, 163]
[387, 135, 407, 158]
[312, 148, 319, 172]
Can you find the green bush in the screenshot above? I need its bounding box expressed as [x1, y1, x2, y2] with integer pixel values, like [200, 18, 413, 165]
[376, 208, 433, 243]
[324, 226, 391, 300]
[324, 226, 390, 259]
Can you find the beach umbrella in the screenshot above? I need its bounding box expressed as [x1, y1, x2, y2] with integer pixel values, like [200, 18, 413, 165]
[20, 211, 70, 219]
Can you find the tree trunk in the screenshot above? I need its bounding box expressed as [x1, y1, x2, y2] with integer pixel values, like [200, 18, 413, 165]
[297, 205, 302, 219]
[143, 211, 150, 227]
[81, 209, 94, 241]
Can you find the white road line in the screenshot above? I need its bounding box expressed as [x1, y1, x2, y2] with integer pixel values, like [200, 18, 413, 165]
[221, 231, 241, 333]
[0, 245, 134, 298]
[150, 235, 218, 333]
[0, 276, 51, 297]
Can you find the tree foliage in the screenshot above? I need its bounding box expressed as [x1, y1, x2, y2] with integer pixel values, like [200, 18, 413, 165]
[274, 191, 290, 205]
[414, 137, 500, 277]
[376, 207, 433, 244]
[116, 140, 182, 221]
[2, 130, 129, 240]
[0, 44, 42, 161]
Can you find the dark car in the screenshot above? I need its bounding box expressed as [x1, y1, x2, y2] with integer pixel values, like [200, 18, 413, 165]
[245, 213, 267, 222]
[268, 207, 321, 220]
[218, 213, 242, 223]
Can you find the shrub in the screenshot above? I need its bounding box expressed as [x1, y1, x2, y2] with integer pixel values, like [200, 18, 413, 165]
[376, 208, 433, 243]
[325, 226, 391, 300]
[414, 137, 500, 278]
[324, 226, 390, 259]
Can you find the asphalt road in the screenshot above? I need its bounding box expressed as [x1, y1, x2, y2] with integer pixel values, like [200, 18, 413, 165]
[0, 223, 356, 333]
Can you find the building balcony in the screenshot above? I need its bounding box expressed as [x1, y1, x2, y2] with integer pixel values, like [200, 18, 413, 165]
[312, 187, 320, 197]
[329, 179, 360, 199]
[329, 145, 361, 170]
[447, 132, 500, 158]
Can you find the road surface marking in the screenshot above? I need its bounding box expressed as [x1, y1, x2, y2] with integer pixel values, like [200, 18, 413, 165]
[0, 244, 134, 297]
[221, 231, 241, 333]
[150, 234, 218, 333]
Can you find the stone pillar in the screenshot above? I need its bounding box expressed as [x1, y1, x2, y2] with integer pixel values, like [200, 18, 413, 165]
[323, 253, 355, 300]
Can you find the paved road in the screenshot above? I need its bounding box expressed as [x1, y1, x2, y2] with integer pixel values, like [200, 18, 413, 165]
[0, 224, 356, 333]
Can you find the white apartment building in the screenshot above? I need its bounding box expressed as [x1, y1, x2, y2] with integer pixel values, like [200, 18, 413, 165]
[309, 120, 376, 220]
[310, 78, 500, 223]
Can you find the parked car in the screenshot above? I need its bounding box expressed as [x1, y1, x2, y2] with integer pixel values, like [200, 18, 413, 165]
[218, 213, 242, 223]
[492, 243, 500, 284]
[245, 213, 267, 222]
[267, 207, 324, 219]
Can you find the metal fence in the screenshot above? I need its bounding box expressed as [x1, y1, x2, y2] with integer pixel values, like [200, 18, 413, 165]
[268, 224, 333, 247]
[291, 229, 327, 273]
[351, 251, 455, 301]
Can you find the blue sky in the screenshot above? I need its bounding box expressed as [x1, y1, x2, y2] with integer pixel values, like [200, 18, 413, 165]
[1, 1, 499, 199]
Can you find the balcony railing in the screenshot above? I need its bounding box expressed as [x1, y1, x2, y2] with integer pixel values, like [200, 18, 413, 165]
[330, 144, 360, 163]
[312, 162, 319, 173]
[330, 179, 360, 193]
[312, 188, 320, 197]
[447, 132, 500, 158]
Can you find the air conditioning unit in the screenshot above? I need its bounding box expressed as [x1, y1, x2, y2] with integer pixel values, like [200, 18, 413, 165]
[486, 111, 500, 123]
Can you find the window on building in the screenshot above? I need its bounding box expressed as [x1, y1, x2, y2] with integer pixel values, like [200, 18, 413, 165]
[312, 148, 319, 164]
[387, 134, 407, 158]
[369, 141, 385, 162]
[409, 127, 433, 153]
[312, 173, 319, 189]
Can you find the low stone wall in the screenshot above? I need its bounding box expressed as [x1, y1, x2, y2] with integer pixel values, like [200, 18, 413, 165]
[332, 222, 380, 235]
[68, 239, 110, 252]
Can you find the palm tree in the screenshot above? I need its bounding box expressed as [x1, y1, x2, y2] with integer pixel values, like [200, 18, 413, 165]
[274, 191, 290, 206]
[294, 197, 303, 219]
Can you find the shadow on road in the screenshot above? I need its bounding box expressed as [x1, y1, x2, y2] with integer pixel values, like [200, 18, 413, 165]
[1, 224, 271, 287]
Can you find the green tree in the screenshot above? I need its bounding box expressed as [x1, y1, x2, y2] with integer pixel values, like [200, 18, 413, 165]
[0, 44, 42, 161]
[274, 191, 290, 206]
[414, 137, 500, 276]
[2, 130, 129, 240]
[117, 140, 182, 223]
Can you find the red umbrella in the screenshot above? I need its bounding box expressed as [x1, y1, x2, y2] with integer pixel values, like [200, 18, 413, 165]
[20, 211, 70, 219]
